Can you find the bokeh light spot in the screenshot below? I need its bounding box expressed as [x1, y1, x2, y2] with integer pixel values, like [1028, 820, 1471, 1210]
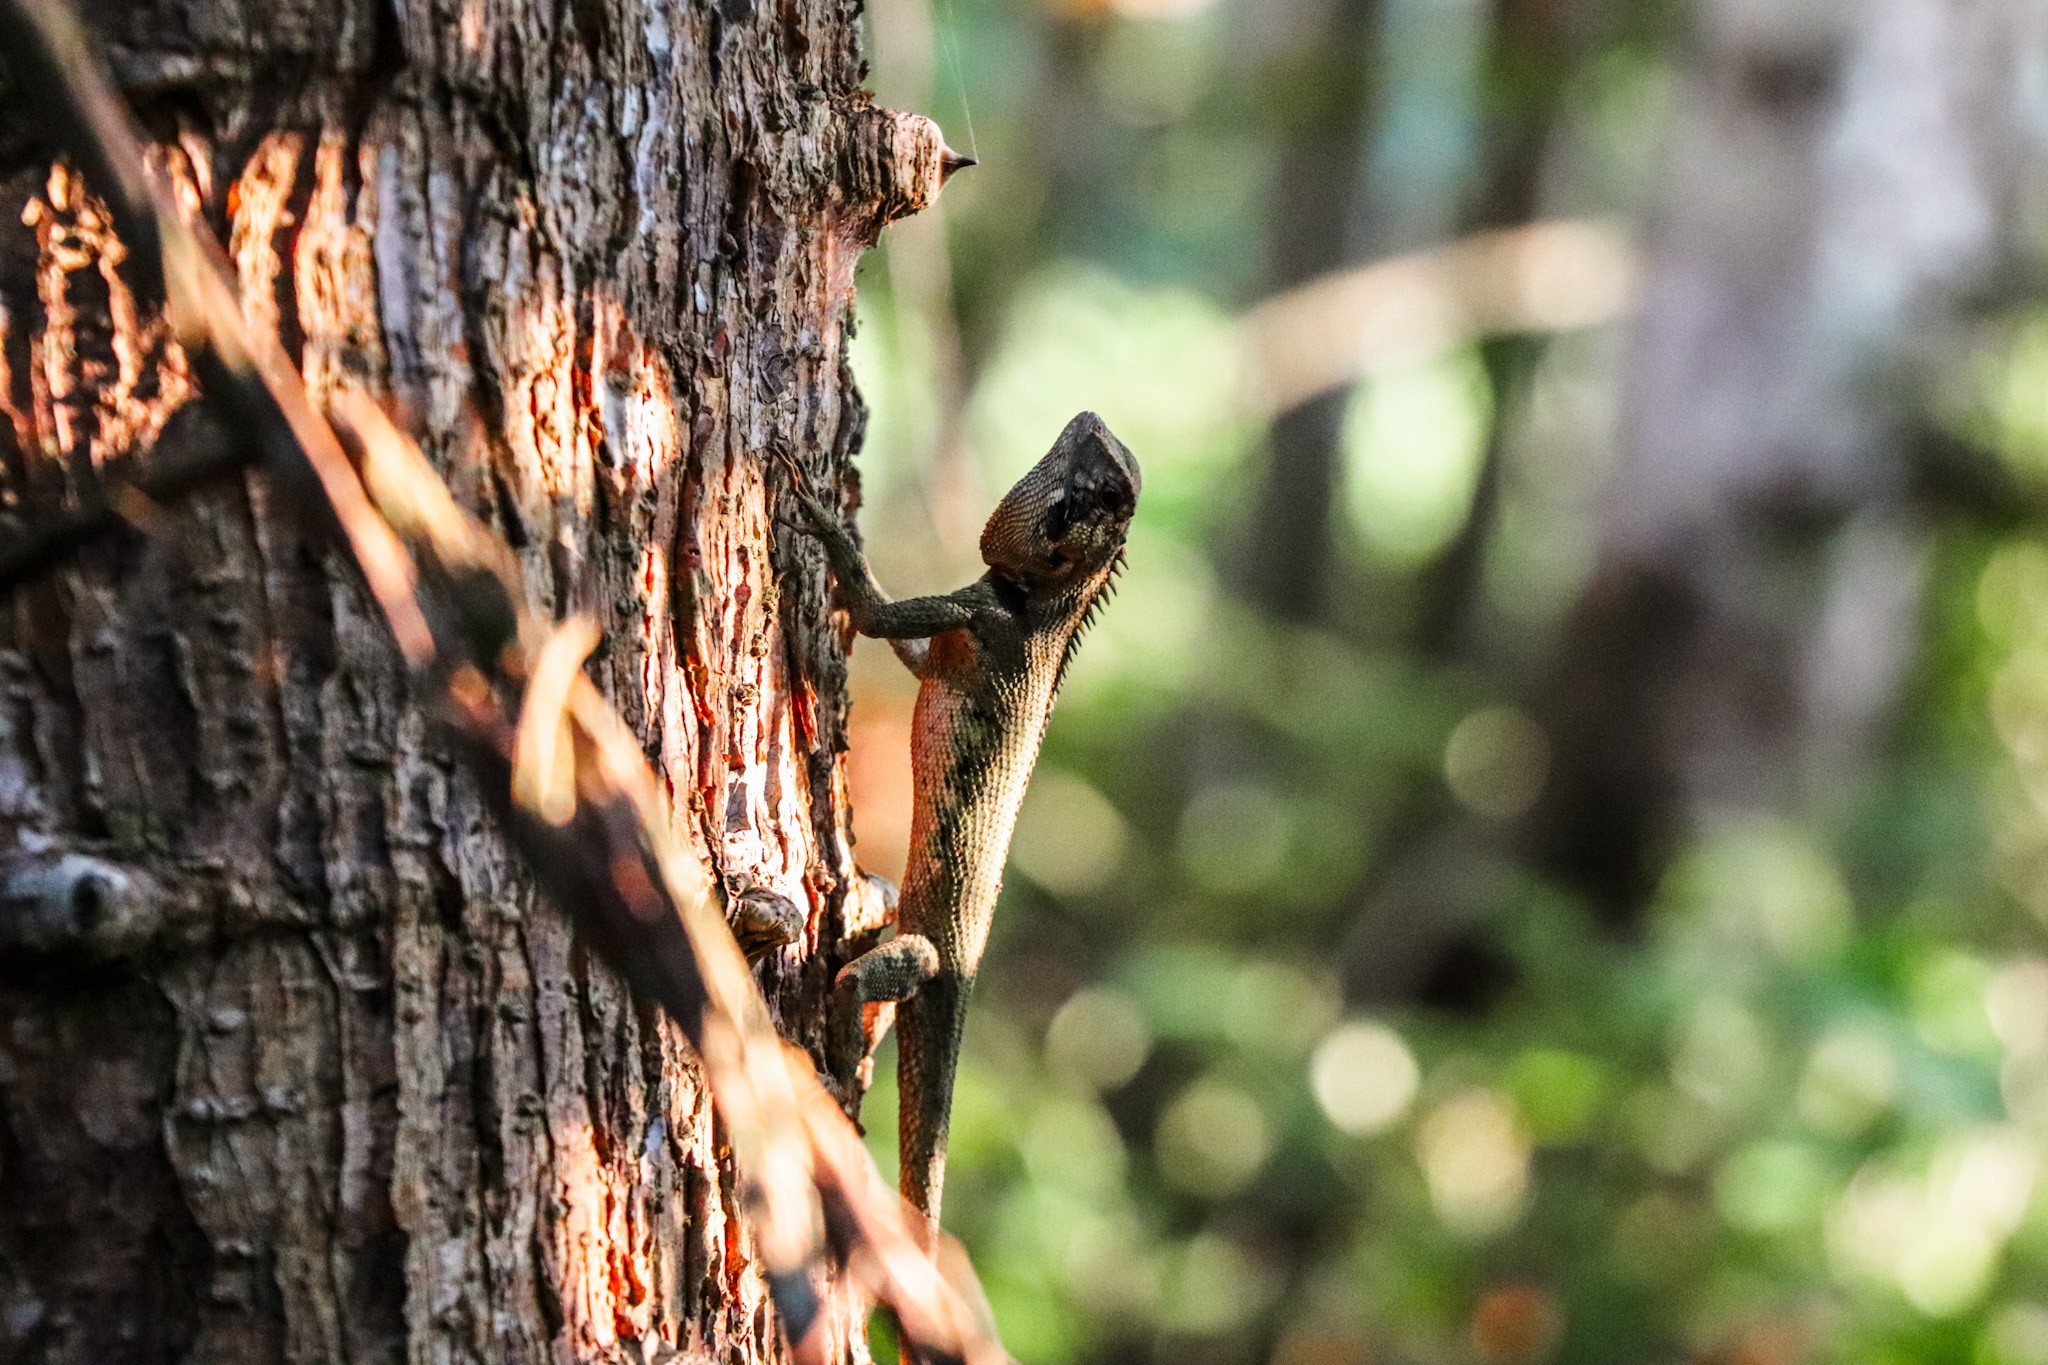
[1504, 1049, 1606, 1145]
[1156, 1234, 1281, 1337]
[1824, 1129, 2037, 1316]
[1988, 958, 2048, 1058]
[1020, 1094, 1129, 1198]
[1468, 1283, 1562, 1365]
[1416, 1088, 1531, 1239]
[1443, 705, 1549, 820]
[1311, 1020, 1421, 1136]
[1659, 818, 1853, 963]
[1225, 960, 1340, 1057]
[1911, 951, 2000, 1057]
[1013, 766, 1131, 898]
[1178, 781, 1292, 897]
[1984, 1304, 2048, 1365]
[1045, 986, 1152, 1091]
[1342, 348, 1493, 565]
[1977, 542, 2048, 644]
[1796, 1025, 1898, 1138]
[1713, 1139, 1833, 1235]
[1670, 996, 1773, 1118]
[1156, 1076, 1272, 1197]
[1610, 1191, 1710, 1286]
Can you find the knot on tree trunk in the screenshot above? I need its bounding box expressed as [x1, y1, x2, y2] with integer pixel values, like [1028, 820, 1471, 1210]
[835, 107, 970, 242]
[0, 852, 157, 962]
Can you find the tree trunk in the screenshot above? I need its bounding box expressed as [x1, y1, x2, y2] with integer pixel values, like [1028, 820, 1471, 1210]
[0, 2, 933, 1361]
[1233, 0, 1381, 623]
[1530, 0, 2048, 923]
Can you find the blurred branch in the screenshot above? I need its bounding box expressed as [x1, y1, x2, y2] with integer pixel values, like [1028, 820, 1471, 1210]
[1237, 217, 1636, 418]
[0, 0, 1007, 1360]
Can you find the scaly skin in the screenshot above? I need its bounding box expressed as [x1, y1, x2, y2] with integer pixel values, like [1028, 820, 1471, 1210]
[789, 412, 1139, 1245]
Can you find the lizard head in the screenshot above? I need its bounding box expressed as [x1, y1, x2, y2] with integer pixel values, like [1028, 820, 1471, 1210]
[979, 411, 1141, 595]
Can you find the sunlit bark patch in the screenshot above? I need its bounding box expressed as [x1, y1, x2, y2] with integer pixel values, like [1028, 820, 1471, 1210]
[23, 164, 189, 480]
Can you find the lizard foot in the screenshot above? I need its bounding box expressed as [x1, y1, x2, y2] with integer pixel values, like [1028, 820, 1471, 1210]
[828, 932, 940, 1094]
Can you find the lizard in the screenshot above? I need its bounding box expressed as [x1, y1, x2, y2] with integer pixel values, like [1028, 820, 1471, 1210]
[785, 410, 1140, 1244]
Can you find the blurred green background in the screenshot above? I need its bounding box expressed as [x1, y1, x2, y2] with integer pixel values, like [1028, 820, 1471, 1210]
[840, 2, 2048, 1362]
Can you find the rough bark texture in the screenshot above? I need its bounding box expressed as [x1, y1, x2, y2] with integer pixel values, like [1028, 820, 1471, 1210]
[0, 1, 928, 1361]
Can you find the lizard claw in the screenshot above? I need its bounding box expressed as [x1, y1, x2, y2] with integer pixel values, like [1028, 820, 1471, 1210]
[770, 485, 835, 544]
[770, 453, 837, 539]
[788, 489, 836, 536]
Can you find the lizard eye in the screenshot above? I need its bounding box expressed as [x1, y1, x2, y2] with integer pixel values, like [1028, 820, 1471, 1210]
[1096, 484, 1130, 517]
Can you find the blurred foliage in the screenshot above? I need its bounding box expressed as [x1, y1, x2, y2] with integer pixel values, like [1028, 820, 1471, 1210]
[841, 2, 2048, 1363]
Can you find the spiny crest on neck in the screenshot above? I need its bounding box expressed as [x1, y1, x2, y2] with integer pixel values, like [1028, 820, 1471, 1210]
[1052, 545, 1126, 697]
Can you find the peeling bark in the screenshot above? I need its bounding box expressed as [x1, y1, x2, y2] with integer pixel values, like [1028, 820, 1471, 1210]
[0, 2, 931, 1361]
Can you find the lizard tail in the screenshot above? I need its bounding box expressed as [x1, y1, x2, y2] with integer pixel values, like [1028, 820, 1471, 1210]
[895, 974, 969, 1245]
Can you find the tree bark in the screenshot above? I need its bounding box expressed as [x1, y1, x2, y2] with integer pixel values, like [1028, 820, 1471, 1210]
[0, 1, 933, 1361]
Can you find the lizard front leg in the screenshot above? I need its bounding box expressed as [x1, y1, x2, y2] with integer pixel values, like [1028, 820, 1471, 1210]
[784, 482, 974, 650]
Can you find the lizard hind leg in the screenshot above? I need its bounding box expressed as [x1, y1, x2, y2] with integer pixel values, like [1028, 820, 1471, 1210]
[835, 931, 941, 1002]
[828, 932, 940, 1092]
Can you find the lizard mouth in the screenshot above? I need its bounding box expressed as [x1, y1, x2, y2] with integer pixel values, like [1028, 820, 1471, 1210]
[1063, 411, 1142, 501]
